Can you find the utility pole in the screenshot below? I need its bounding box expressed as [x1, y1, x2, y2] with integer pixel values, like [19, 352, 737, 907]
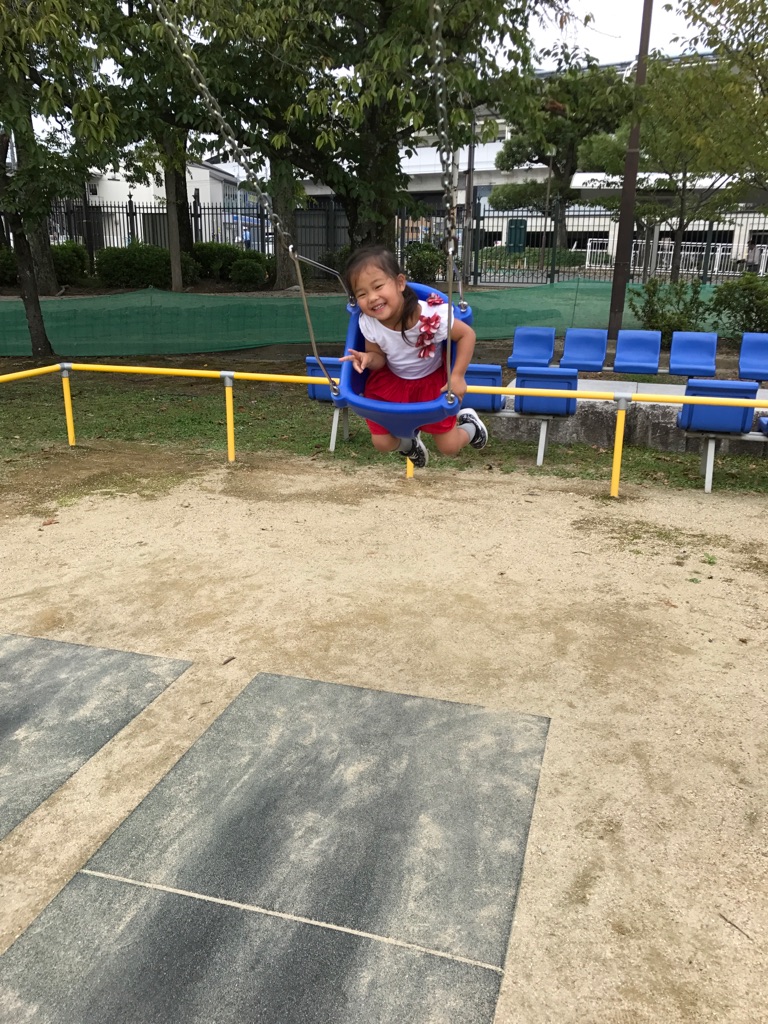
[607, 0, 654, 339]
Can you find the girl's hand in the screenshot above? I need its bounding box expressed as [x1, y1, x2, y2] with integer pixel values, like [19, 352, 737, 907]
[340, 349, 376, 373]
[442, 372, 467, 400]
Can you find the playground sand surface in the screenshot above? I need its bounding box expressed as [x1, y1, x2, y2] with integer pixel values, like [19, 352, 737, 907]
[0, 443, 765, 1024]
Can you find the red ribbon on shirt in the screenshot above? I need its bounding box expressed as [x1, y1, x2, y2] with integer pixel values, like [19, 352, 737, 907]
[416, 313, 441, 359]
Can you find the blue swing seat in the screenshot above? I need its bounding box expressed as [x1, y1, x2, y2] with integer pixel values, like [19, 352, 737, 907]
[333, 282, 473, 439]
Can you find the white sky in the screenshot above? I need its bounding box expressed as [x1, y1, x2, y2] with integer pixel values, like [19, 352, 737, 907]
[531, 0, 695, 66]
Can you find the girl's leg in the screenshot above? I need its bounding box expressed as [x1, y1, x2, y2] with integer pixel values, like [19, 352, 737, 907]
[433, 409, 489, 455]
[371, 433, 400, 453]
[433, 426, 471, 456]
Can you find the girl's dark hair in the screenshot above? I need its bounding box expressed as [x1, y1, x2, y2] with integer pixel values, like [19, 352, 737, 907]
[343, 245, 419, 339]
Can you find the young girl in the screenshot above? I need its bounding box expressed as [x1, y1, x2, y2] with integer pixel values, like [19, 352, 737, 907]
[340, 246, 488, 467]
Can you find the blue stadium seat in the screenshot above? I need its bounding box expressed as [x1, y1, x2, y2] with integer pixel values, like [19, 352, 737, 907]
[677, 378, 758, 434]
[512, 365, 578, 465]
[560, 328, 608, 372]
[738, 333, 768, 383]
[669, 331, 717, 377]
[613, 330, 661, 374]
[677, 379, 760, 493]
[506, 327, 555, 369]
[305, 356, 343, 401]
[465, 363, 506, 412]
[759, 417, 768, 436]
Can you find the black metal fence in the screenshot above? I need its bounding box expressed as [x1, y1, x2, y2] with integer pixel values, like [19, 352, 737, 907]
[44, 194, 768, 286]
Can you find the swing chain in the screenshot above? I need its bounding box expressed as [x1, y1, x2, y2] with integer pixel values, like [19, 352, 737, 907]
[429, 0, 457, 404]
[148, 0, 340, 396]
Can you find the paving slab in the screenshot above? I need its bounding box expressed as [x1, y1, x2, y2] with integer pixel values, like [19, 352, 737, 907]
[0, 871, 501, 1023]
[0, 673, 549, 1023]
[0, 633, 191, 840]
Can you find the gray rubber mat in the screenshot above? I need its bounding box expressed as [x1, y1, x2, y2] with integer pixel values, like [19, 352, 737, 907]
[0, 673, 549, 1023]
[0, 633, 191, 840]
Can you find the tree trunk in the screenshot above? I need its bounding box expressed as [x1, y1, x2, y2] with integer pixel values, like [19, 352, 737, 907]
[345, 130, 400, 249]
[13, 110, 59, 294]
[270, 158, 299, 290]
[670, 225, 685, 283]
[172, 166, 194, 254]
[7, 212, 55, 359]
[555, 203, 568, 250]
[670, 177, 688, 284]
[27, 218, 59, 295]
[161, 131, 189, 291]
[163, 164, 184, 292]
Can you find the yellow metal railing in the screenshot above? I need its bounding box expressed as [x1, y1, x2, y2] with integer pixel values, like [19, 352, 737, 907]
[2, 362, 766, 498]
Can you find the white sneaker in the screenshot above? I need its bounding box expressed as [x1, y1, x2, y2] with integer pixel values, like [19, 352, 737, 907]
[457, 408, 488, 450]
[398, 433, 429, 467]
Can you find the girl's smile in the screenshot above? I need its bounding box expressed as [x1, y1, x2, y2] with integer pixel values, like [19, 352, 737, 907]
[352, 265, 408, 330]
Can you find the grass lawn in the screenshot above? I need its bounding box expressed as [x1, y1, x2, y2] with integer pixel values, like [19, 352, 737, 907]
[2, 356, 768, 494]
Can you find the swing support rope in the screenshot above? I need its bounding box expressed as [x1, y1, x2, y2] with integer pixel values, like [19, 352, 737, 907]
[148, 0, 341, 397]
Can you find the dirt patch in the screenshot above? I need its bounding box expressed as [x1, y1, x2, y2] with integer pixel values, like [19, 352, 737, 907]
[0, 449, 766, 1023]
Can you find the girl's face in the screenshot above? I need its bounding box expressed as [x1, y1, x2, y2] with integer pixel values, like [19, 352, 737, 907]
[351, 263, 406, 329]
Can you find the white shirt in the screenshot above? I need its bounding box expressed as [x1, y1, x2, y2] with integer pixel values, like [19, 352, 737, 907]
[359, 300, 449, 379]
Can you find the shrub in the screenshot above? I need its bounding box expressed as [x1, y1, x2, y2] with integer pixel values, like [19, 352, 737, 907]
[51, 241, 88, 285]
[0, 247, 17, 286]
[320, 244, 352, 274]
[628, 277, 711, 348]
[229, 255, 268, 290]
[191, 242, 242, 281]
[476, 246, 586, 271]
[710, 273, 768, 338]
[96, 243, 200, 289]
[403, 241, 446, 283]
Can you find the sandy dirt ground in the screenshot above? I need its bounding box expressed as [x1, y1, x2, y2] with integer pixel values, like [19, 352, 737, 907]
[0, 443, 766, 1023]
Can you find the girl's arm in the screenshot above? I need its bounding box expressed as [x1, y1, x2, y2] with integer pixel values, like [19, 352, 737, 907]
[340, 339, 387, 374]
[444, 318, 477, 399]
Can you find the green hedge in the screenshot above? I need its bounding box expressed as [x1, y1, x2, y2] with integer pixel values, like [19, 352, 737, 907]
[477, 246, 587, 270]
[191, 242, 242, 281]
[96, 243, 200, 289]
[51, 242, 89, 285]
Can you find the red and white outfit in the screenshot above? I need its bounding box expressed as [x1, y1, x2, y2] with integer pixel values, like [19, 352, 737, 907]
[359, 296, 455, 435]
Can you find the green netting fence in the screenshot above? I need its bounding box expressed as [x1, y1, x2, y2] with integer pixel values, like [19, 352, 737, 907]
[0, 280, 690, 358]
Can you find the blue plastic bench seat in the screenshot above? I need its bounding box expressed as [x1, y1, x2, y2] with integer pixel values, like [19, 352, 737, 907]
[738, 333, 768, 383]
[678, 379, 762, 493]
[465, 363, 505, 412]
[759, 417, 768, 436]
[509, 366, 578, 466]
[507, 327, 555, 369]
[560, 328, 608, 372]
[613, 330, 661, 374]
[669, 331, 718, 377]
[514, 365, 578, 416]
[677, 378, 758, 434]
[306, 356, 343, 401]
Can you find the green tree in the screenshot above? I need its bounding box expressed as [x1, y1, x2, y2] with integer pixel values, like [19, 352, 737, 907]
[491, 49, 633, 246]
[672, 0, 768, 191]
[583, 57, 757, 281]
[193, 0, 571, 251]
[0, 0, 119, 357]
[97, 1, 226, 292]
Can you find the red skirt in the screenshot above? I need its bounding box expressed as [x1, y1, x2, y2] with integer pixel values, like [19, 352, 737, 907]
[363, 364, 457, 435]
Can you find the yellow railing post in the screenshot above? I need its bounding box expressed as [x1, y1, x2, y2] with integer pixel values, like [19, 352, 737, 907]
[60, 363, 76, 447]
[610, 395, 629, 498]
[221, 372, 235, 463]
